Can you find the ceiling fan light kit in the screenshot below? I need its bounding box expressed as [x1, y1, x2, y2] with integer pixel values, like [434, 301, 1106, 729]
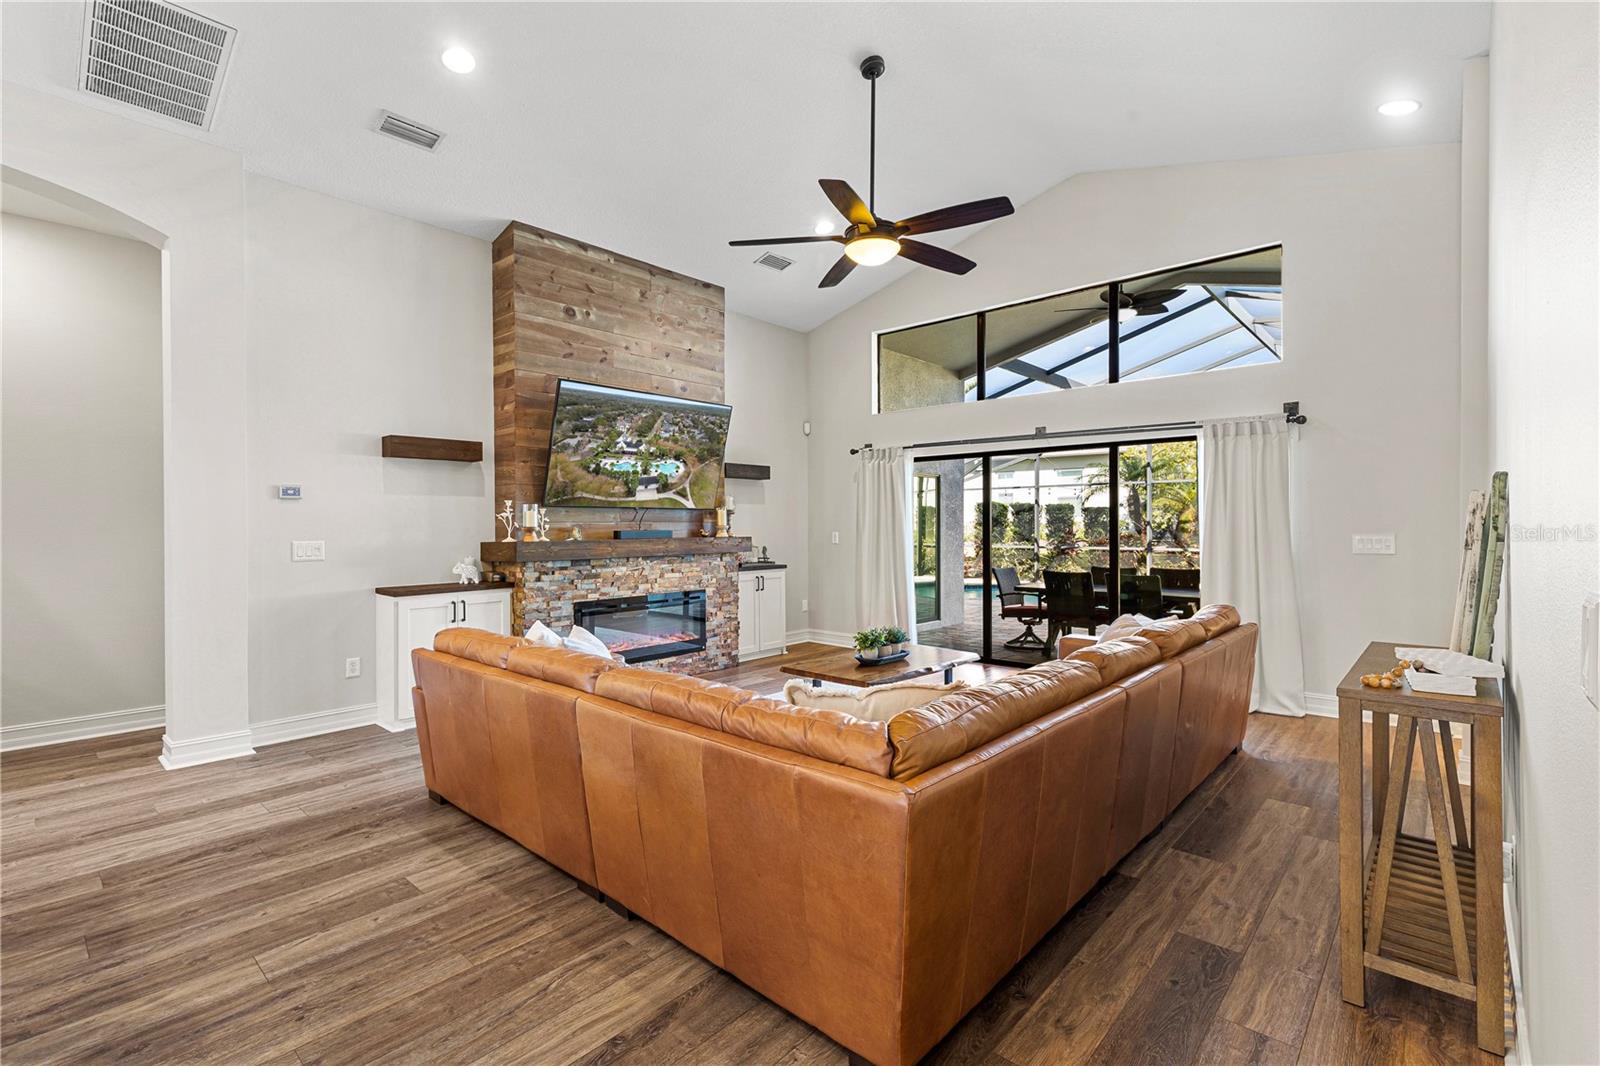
[730, 54, 1015, 288]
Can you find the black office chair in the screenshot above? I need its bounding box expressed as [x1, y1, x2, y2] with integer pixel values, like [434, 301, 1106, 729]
[992, 566, 1046, 649]
[1042, 570, 1102, 652]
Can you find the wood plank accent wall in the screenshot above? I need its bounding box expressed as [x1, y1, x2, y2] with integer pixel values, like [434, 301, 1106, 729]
[492, 222, 726, 537]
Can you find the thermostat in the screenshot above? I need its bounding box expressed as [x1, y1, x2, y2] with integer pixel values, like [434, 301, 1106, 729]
[278, 485, 303, 500]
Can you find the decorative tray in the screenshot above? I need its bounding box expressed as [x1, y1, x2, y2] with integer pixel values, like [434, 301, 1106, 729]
[854, 650, 911, 667]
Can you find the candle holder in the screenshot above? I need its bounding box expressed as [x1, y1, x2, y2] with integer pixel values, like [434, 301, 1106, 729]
[520, 503, 550, 542]
[497, 499, 518, 542]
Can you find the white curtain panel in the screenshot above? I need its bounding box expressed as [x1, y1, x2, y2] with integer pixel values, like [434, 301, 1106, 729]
[1200, 419, 1307, 716]
[854, 447, 917, 638]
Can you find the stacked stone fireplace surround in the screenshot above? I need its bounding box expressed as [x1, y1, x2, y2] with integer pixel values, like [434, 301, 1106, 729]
[485, 552, 742, 675]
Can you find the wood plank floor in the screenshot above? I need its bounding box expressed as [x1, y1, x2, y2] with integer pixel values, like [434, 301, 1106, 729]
[1, 645, 1509, 1065]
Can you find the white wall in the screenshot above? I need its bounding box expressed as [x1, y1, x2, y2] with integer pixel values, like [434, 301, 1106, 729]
[722, 311, 811, 635]
[245, 174, 493, 725]
[2, 83, 252, 767]
[1, 214, 163, 738]
[805, 144, 1466, 697]
[1485, 4, 1599, 1062]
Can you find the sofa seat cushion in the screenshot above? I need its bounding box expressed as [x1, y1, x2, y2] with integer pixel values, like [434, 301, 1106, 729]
[1067, 635, 1162, 683]
[505, 645, 618, 693]
[781, 677, 967, 723]
[1136, 617, 1209, 658]
[721, 697, 893, 777]
[1190, 604, 1242, 639]
[434, 628, 527, 670]
[886, 658, 1104, 780]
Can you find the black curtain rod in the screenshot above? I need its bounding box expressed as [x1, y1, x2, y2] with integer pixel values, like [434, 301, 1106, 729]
[848, 402, 1305, 455]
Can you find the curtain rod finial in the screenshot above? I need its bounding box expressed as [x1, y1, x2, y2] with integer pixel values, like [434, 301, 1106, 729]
[1283, 402, 1307, 425]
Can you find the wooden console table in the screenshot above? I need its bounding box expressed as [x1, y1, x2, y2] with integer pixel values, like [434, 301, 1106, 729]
[1337, 641, 1505, 1055]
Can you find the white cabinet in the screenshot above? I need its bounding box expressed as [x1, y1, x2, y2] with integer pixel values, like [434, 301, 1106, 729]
[737, 568, 787, 662]
[375, 584, 512, 731]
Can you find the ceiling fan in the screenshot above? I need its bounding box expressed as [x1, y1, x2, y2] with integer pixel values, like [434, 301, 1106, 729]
[729, 55, 1015, 289]
[1054, 287, 1187, 321]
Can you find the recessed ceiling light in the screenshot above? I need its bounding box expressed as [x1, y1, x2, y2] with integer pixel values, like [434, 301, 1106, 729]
[441, 47, 476, 74]
[812, 219, 834, 235]
[1377, 99, 1421, 117]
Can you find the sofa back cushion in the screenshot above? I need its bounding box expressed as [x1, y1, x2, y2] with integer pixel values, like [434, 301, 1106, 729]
[1067, 635, 1161, 683]
[1190, 603, 1242, 639]
[433, 627, 527, 669]
[1136, 617, 1209, 658]
[504, 644, 618, 692]
[887, 658, 1105, 780]
[721, 697, 894, 776]
[595, 667, 756, 731]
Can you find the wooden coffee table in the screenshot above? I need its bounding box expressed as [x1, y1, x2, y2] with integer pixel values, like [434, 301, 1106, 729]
[781, 644, 979, 688]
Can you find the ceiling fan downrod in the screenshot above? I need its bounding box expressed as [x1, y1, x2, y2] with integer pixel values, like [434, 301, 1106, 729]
[861, 54, 885, 215]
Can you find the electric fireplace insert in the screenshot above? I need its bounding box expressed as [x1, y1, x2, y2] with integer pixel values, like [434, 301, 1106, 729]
[573, 590, 707, 664]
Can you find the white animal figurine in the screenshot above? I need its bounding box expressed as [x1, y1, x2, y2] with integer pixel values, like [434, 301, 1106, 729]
[452, 557, 481, 585]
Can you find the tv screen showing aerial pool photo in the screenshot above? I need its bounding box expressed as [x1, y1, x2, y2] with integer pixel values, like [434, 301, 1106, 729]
[543, 380, 732, 509]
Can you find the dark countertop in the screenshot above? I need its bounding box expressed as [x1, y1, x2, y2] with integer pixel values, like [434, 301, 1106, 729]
[739, 561, 787, 571]
[375, 581, 513, 598]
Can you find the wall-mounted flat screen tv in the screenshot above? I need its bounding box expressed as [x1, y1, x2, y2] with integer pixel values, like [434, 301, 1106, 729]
[543, 379, 732, 509]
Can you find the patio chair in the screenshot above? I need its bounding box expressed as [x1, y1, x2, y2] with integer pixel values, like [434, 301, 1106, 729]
[992, 566, 1046, 649]
[1042, 570, 1103, 651]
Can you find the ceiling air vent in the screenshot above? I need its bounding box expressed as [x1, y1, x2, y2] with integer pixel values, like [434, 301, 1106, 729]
[753, 251, 794, 272]
[80, 0, 235, 129]
[375, 111, 444, 151]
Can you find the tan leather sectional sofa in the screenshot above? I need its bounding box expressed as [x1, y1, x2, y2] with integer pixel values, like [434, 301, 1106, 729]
[410, 605, 1257, 1066]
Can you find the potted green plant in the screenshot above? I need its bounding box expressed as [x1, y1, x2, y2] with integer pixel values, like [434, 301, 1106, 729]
[853, 625, 911, 661]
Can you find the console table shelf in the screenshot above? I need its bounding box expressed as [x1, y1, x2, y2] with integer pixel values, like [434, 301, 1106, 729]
[480, 536, 751, 564]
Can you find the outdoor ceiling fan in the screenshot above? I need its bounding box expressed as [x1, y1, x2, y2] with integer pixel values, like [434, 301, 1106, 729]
[1054, 287, 1188, 322]
[729, 55, 1015, 288]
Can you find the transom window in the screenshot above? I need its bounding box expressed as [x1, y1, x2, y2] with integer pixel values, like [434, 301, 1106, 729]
[876, 245, 1282, 413]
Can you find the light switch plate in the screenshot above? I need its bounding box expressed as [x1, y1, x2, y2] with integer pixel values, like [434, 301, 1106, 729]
[1352, 533, 1396, 555]
[830, 531, 840, 544]
[345, 657, 361, 679]
[291, 540, 326, 561]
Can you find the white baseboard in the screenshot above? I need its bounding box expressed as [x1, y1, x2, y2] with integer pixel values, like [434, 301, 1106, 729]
[250, 702, 378, 748]
[159, 729, 255, 770]
[375, 718, 416, 734]
[0, 704, 166, 751]
[788, 628, 853, 647]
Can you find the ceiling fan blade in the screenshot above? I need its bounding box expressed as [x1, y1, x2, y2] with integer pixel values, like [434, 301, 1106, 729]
[897, 239, 976, 275]
[728, 235, 843, 246]
[1130, 288, 1185, 305]
[894, 196, 1014, 235]
[818, 254, 858, 288]
[1136, 304, 1171, 316]
[818, 179, 874, 226]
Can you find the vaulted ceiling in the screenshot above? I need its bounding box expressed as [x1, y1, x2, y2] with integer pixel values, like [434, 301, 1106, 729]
[0, 2, 1489, 331]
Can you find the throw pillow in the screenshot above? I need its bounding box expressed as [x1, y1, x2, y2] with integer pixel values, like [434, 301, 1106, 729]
[562, 624, 613, 659]
[1100, 613, 1153, 642]
[523, 620, 563, 648]
[782, 676, 968, 724]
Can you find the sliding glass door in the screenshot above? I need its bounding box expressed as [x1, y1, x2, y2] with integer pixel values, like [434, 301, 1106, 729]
[915, 437, 1200, 665]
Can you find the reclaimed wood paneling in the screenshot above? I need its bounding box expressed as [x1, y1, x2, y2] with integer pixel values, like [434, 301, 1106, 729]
[491, 222, 725, 538]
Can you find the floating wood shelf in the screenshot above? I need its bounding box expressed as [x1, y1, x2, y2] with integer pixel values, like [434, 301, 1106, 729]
[480, 536, 751, 564]
[381, 435, 483, 462]
[374, 580, 511, 598]
[725, 463, 771, 481]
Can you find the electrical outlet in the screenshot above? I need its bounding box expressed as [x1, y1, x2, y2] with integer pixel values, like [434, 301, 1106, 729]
[801, 598, 809, 612]
[830, 531, 840, 544]
[1351, 534, 1395, 555]
[345, 657, 361, 679]
[291, 540, 325, 561]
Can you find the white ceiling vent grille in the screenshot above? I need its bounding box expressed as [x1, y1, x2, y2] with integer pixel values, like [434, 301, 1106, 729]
[80, 0, 235, 129]
[375, 111, 445, 151]
[753, 251, 794, 272]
